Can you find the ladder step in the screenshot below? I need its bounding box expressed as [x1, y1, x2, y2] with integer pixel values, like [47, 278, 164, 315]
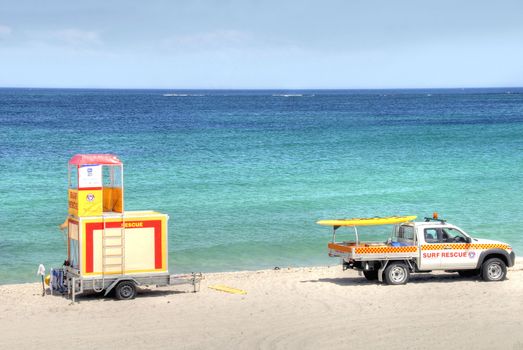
[101, 216, 125, 275]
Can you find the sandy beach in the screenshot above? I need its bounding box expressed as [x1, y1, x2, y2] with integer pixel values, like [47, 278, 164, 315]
[1, 261, 523, 350]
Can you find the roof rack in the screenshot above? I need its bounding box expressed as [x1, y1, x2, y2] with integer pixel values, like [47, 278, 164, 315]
[424, 217, 446, 223]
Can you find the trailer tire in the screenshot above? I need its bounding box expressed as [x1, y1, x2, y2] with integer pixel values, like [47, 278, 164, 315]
[363, 271, 378, 281]
[115, 281, 137, 300]
[481, 258, 506, 282]
[384, 262, 409, 285]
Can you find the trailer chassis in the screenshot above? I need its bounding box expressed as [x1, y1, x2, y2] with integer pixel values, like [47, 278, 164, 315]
[55, 267, 202, 302]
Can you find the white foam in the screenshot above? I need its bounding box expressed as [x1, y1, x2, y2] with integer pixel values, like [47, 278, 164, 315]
[163, 93, 205, 97]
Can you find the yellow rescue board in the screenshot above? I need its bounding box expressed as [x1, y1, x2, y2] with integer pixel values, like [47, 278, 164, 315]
[209, 285, 247, 295]
[317, 215, 417, 227]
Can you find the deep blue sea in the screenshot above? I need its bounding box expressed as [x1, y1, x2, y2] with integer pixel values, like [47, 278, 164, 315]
[1, 88, 522, 284]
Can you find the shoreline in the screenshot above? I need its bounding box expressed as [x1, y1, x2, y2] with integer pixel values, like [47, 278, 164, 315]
[2, 256, 523, 287]
[1, 260, 523, 349]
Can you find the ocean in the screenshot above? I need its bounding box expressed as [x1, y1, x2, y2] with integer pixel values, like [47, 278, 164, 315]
[1, 88, 522, 284]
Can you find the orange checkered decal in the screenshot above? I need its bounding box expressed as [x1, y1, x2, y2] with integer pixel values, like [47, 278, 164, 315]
[421, 243, 510, 251]
[355, 246, 418, 254]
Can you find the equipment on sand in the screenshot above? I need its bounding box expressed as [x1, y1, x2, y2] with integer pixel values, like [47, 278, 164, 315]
[52, 154, 201, 301]
[209, 285, 247, 295]
[37, 264, 45, 296]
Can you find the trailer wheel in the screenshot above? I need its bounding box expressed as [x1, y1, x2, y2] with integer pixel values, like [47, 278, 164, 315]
[384, 262, 410, 285]
[115, 281, 137, 300]
[363, 271, 378, 281]
[481, 258, 506, 282]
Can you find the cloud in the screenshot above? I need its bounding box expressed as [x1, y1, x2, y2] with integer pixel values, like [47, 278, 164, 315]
[0, 24, 12, 38]
[25, 28, 102, 49]
[161, 30, 250, 51]
[50, 29, 102, 46]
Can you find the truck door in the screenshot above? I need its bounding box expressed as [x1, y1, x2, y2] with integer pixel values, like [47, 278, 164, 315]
[419, 227, 442, 270]
[439, 227, 476, 269]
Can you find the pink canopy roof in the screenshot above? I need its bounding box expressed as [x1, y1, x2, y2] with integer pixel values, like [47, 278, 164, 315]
[69, 154, 122, 166]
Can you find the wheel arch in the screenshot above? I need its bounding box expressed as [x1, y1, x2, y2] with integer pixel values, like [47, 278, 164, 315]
[475, 249, 510, 269]
[387, 259, 414, 271]
[104, 278, 139, 296]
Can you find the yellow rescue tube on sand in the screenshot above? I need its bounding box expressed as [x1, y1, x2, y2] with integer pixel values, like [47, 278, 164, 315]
[209, 285, 247, 295]
[317, 215, 417, 227]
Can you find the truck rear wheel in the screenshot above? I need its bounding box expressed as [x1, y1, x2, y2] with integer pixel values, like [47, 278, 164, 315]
[115, 281, 137, 300]
[481, 258, 507, 281]
[363, 270, 378, 281]
[384, 262, 410, 285]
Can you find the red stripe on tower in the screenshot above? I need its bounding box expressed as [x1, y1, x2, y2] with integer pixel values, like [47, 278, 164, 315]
[153, 221, 162, 269]
[85, 222, 103, 273]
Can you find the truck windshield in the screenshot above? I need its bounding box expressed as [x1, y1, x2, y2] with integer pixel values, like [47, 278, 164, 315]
[442, 228, 468, 243]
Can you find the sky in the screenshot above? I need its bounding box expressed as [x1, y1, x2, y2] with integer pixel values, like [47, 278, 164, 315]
[0, 0, 522, 89]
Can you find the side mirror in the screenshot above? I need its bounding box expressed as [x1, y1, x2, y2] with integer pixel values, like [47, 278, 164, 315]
[466, 237, 472, 243]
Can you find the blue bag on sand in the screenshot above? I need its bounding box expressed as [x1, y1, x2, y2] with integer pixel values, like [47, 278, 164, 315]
[51, 268, 67, 293]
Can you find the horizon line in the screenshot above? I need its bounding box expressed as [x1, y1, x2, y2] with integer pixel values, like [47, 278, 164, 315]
[1, 85, 522, 91]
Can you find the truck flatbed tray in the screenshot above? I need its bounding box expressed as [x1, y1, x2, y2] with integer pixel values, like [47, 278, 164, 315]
[328, 242, 418, 260]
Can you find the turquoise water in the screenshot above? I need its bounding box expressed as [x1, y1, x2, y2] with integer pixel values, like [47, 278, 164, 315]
[1, 88, 523, 284]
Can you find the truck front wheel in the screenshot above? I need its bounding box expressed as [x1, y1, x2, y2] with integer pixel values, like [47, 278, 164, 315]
[481, 258, 507, 281]
[384, 262, 410, 285]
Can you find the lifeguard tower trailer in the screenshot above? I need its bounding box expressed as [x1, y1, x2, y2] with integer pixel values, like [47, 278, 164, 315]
[62, 154, 199, 300]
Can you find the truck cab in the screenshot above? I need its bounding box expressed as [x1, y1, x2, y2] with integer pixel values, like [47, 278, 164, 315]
[319, 215, 516, 285]
[404, 221, 512, 272]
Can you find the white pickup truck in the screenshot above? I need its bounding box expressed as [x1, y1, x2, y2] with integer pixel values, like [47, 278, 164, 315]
[317, 215, 516, 285]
